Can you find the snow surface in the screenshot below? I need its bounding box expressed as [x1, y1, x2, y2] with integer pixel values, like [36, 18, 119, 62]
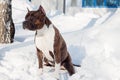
[0, 0, 120, 80]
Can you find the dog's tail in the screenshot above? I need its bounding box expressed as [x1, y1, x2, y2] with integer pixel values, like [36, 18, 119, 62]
[73, 64, 81, 67]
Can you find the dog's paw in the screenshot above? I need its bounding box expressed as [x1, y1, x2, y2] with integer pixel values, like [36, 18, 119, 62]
[38, 68, 43, 75]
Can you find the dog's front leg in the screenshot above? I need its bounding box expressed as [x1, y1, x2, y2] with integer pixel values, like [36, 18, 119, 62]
[54, 62, 60, 79]
[54, 48, 61, 79]
[37, 48, 43, 74]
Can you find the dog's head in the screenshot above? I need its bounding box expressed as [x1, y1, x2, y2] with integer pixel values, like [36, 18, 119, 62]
[23, 5, 46, 30]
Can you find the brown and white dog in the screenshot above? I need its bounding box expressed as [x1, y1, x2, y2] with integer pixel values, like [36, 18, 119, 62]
[23, 5, 75, 79]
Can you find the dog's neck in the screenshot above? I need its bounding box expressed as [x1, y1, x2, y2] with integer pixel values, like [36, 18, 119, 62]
[36, 17, 52, 36]
[36, 24, 53, 36]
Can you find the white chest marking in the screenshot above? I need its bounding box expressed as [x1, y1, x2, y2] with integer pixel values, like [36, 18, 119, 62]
[35, 24, 55, 61]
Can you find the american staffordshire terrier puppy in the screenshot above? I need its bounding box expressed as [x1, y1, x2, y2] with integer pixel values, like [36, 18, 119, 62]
[23, 5, 75, 79]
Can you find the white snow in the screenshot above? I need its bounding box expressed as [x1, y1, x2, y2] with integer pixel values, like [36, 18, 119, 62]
[0, 0, 120, 80]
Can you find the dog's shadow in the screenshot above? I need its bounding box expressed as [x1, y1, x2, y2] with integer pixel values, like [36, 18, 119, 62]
[68, 45, 86, 65]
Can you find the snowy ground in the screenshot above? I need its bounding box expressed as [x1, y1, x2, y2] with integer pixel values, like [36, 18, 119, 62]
[0, 0, 120, 80]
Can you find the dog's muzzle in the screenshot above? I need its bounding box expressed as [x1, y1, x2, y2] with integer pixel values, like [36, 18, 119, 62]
[23, 21, 28, 29]
[23, 21, 37, 31]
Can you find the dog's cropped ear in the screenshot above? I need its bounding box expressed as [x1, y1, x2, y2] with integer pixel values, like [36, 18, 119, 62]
[39, 5, 46, 15]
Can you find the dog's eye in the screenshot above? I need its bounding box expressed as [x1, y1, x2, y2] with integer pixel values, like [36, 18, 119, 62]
[31, 14, 34, 16]
[34, 15, 38, 18]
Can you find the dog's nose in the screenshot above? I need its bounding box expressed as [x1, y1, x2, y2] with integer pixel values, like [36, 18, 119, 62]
[23, 21, 27, 29]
